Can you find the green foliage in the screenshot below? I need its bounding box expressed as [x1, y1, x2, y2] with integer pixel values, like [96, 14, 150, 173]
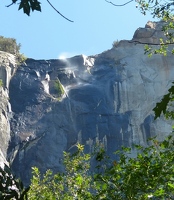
[153, 84, 174, 119]
[27, 167, 61, 199]
[143, 20, 174, 58]
[137, 0, 174, 18]
[18, 0, 41, 16]
[99, 135, 174, 199]
[54, 79, 65, 97]
[16, 53, 27, 65]
[0, 164, 29, 199]
[1, 138, 173, 199]
[0, 79, 3, 87]
[0, 36, 27, 64]
[2, 136, 174, 199]
[9, 0, 41, 16]
[28, 135, 174, 199]
[28, 144, 94, 199]
[144, 40, 168, 57]
[0, 36, 20, 55]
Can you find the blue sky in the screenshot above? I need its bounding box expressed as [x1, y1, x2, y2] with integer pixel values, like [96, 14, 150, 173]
[1, 0, 154, 59]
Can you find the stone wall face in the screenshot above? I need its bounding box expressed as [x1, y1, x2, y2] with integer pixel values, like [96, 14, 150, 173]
[0, 21, 174, 185]
[0, 51, 16, 165]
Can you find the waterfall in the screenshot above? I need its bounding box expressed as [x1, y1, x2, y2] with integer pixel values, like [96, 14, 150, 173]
[35, 70, 40, 78]
[41, 73, 50, 94]
[7, 102, 12, 113]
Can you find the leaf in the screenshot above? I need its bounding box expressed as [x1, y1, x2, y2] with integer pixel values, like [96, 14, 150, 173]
[30, 0, 41, 12]
[18, 0, 30, 16]
[20, 186, 30, 200]
[168, 182, 174, 189]
[33, 0, 41, 11]
[18, 0, 41, 15]
[75, 175, 83, 185]
[153, 84, 174, 119]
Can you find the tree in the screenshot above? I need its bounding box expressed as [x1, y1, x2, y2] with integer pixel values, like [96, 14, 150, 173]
[0, 36, 26, 64]
[0, 164, 29, 199]
[1, 136, 173, 199]
[28, 136, 174, 199]
[28, 144, 94, 199]
[0, 36, 20, 55]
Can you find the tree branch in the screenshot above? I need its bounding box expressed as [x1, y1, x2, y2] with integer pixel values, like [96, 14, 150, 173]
[6, 1, 17, 7]
[6, 3, 14, 7]
[129, 40, 174, 45]
[6, 0, 18, 7]
[47, 0, 74, 22]
[105, 0, 134, 7]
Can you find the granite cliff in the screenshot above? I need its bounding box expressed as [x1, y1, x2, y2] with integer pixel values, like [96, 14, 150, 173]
[0, 21, 174, 185]
[0, 52, 16, 166]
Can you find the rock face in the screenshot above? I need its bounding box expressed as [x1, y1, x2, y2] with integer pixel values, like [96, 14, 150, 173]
[0, 51, 16, 166]
[0, 21, 174, 185]
[132, 20, 168, 44]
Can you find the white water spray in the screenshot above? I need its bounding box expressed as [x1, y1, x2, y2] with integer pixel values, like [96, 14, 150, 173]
[41, 73, 50, 94]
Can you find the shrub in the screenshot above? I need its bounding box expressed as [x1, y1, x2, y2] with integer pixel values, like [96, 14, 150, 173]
[0, 36, 26, 64]
[0, 79, 3, 87]
[112, 39, 120, 47]
[54, 79, 64, 97]
[0, 36, 20, 55]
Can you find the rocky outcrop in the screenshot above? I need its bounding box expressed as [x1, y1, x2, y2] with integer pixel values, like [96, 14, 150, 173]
[0, 21, 173, 186]
[132, 20, 168, 44]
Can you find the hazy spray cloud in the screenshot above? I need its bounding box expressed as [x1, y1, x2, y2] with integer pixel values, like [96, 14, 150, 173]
[58, 52, 80, 60]
[56, 53, 95, 97]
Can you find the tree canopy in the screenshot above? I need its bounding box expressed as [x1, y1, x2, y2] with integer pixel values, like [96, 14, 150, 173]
[22, 138, 174, 199]
[1, 136, 174, 199]
[0, 36, 20, 55]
